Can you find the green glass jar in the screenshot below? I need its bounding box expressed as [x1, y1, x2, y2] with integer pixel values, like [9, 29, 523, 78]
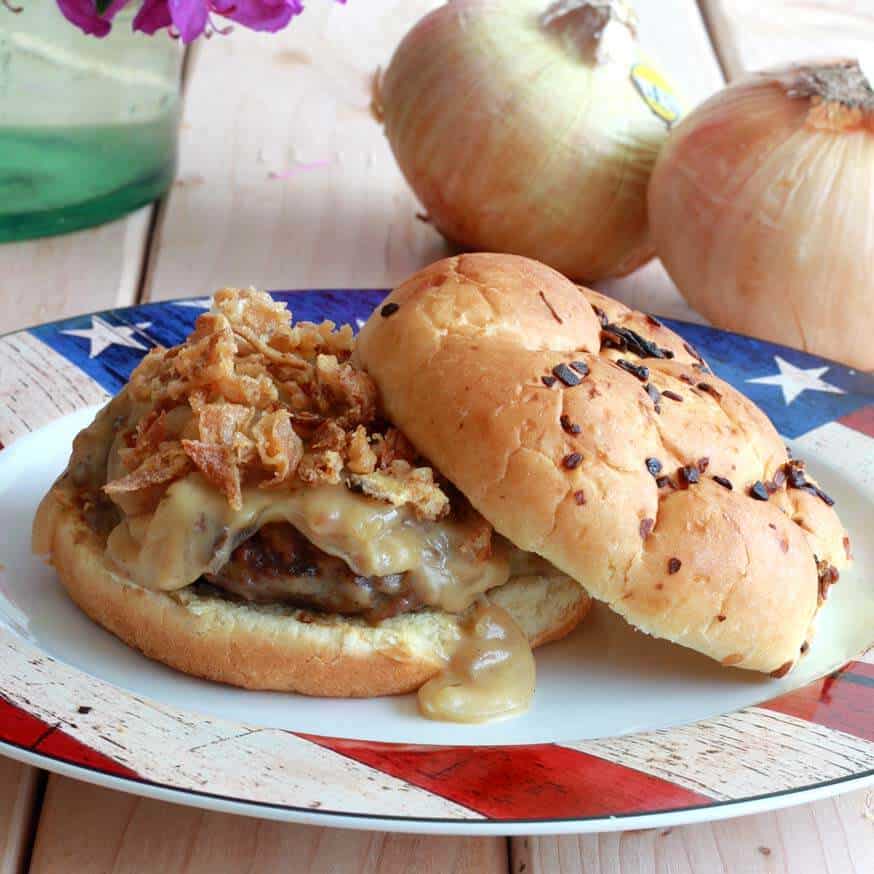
[0, 2, 182, 241]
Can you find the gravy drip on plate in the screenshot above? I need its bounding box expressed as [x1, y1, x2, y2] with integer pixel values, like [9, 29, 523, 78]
[418, 600, 535, 724]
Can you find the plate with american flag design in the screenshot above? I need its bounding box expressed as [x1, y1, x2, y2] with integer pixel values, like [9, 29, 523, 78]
[0, 290, 871, 834]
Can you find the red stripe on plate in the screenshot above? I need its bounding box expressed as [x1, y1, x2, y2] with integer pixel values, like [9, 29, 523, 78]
[762, 661, 874, 742]
[36, 729, 139, 778]
[0, 697, 138, 778]
[838, 405, 874, 438]
[298, 735, 712, 820]
[847, 661, 874, 681]
[0, 696, 54, 746]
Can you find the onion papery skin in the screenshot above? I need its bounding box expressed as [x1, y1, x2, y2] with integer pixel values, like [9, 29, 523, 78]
[649, 62, 874, 370]
[381, 0, 673, 282]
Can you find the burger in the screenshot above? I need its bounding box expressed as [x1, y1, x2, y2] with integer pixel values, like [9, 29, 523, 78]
[33, 253, 849, 723]
[32, 271, 589, 725]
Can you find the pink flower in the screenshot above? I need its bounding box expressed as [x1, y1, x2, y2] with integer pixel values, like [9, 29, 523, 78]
[212, 0, 304, 34]
[57, 0, 329, 41]
[131, 0, 172, 34]
[164, 0, 208, 41]
[154, 0, 304, 42]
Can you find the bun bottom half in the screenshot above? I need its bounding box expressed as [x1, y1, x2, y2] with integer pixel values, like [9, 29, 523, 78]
[34, 485, 590, 697]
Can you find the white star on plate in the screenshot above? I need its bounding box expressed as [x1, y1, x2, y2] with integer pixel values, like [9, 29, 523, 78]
[62, 316, 152, 359]
[171, 298, 211, 309]
[355, 318, 366, 330]
[747, 355, 846, 405]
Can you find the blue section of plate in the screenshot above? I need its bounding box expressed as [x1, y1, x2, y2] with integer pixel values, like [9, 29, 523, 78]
[28, 290, 873, 440]
[660, 321, 872, 438]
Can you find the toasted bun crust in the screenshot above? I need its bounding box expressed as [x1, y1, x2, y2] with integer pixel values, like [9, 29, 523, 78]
[33, 480, 590, 697]
[356, 253, 850, 675]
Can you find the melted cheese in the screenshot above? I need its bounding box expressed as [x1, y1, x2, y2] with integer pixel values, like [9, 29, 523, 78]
[417, 600, 536, 724]
[105, 474, 511, 613]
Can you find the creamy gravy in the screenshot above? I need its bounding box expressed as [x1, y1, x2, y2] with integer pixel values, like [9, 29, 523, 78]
[68, 392, 132, 492]
[105, 474, 511, 612]
[418, 600, 536, 724]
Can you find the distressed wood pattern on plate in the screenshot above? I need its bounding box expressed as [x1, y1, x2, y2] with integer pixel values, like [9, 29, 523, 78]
[0, 334, 108, 446]
[565, 707, 874, 801]
[3, 291, 872, 830]
[0, 633, 476, 820]
[2, 628, 872, 823]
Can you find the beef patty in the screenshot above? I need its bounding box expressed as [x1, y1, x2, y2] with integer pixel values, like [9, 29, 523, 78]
[205, 522, 424, 622]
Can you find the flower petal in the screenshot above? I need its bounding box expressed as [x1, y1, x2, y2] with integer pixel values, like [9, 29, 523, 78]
[133, 0, 173, 34]
[213, 0, 303, 33]
[169, 0, 209, 42]
[55, 0, 113, 36]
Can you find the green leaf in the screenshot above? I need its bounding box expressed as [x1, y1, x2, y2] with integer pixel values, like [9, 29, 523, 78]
[95, 0, 112, 14]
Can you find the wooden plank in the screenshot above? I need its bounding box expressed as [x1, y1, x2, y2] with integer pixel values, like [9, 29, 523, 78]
[29, 777, 507, 874]
[513, 789, 874, 874]
[142, 0, 452, 301]
[596, 0, 724, 321]
[701, 1, 874, 79]
[0, 759, 40, 874]
[0, 208, 152, 336]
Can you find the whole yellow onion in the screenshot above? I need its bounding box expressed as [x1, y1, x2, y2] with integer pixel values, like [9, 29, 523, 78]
[649, 59, 874, 370]
[380, 0, 679, 281]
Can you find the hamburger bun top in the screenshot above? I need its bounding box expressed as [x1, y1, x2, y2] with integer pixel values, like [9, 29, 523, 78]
[356, 253, 849, 675]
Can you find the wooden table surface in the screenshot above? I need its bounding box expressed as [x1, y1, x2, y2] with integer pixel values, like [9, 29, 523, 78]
[2, 1, 872, 871]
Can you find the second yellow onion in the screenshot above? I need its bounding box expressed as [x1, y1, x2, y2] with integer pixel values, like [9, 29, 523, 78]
[649, 59, 874, 370]
[379, 0, 680, 282]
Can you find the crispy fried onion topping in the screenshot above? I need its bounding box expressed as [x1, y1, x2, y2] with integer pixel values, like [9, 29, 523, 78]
[103, 288, 447, 519]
